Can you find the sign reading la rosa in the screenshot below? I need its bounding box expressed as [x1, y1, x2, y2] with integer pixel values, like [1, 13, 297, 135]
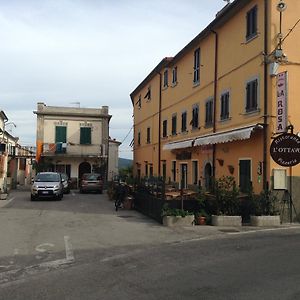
[270, 133, 300, 167]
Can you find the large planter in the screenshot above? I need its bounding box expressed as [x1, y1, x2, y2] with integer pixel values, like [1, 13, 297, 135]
[0, 193, 8, 200]
[250, 215, 281, 227]
[211, 215, 242, 226]
[162, 215, 195, 227]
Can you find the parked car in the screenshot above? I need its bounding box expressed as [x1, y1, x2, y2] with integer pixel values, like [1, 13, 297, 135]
[79, 173, 103, 194]
[60, 173, 71, 194]
[31, 172, 64, 201]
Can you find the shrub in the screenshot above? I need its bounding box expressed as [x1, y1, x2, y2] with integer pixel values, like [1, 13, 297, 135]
[161, 204, 193, 217]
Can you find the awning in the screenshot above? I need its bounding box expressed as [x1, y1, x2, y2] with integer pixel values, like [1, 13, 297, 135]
[163, 138, 194, 150]
[194, 124, 263, 146]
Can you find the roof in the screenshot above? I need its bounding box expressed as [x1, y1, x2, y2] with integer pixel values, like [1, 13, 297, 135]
[130, 0, 249, 102]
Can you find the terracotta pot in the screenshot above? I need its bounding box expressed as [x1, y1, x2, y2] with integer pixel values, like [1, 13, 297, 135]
[196, 216, 206, 225]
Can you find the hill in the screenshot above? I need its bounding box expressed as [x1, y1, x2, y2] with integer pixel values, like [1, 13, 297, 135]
[118, 158, 133, 169]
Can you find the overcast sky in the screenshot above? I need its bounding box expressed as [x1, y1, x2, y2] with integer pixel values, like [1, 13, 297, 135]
[0, 0, 226, 159]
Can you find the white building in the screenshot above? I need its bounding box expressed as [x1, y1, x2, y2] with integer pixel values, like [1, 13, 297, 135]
[34, 102, 119, 188]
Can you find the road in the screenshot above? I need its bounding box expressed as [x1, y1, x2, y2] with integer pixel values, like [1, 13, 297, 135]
[1, 188, 300, 299]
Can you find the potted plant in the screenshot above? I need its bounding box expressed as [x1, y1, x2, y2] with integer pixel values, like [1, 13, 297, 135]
[195, 210, 208, 225]
[250, 188, 280, 226]
[211, 176, 242, 226]
[161, 204, 194, 227]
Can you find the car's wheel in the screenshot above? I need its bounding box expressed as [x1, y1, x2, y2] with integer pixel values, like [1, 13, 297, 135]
[31, 195, 36, 201]
[99, 189, 103, 194]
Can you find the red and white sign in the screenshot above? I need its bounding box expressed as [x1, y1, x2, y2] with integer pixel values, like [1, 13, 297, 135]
[276, 71, 288, 133]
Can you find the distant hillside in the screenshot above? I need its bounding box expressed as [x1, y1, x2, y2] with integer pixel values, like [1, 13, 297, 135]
[118, 158, 133, 169]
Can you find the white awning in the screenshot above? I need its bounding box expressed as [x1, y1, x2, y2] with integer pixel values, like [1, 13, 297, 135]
[194, 124, 263, 146]
[163, 139, 194, 150]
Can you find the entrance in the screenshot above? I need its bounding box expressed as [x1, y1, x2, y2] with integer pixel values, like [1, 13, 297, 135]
[204, 162, 212, 191]
[239, 159, 251, 193]
[180, 163, 188, 189]
[78, 162, 91, 180]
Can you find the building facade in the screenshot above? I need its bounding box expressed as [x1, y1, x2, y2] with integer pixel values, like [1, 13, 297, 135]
[131, 0, 300, 212]
[34, 102, 112, 187]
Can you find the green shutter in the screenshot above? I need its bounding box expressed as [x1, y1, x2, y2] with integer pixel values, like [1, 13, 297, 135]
[80, 127, 91, 144]
[55, 126, 66, 143]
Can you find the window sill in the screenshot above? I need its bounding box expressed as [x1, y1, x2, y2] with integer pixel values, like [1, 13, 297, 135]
[162, 86, 168, 91]
[171, 82, 178, 88]
[180, 130, 188, 135]
[242, 108, 260, 116]
[219, 117, 231, 123]
[245, 33, 258, 44]
[191, 127, 200, 132]
[193, 81, 200, 88]
[204, 123, 213, 129]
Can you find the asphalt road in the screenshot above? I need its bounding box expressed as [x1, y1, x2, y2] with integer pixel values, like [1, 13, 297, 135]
[1, 188, 300, 299]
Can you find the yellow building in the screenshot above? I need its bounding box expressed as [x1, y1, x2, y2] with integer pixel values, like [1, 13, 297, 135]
[131, 0, 300, 213]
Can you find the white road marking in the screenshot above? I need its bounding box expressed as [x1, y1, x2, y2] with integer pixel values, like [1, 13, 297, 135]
[35, 243, 55, 253]
[64, 236, 75, 262]
[227, 225, 300, 235]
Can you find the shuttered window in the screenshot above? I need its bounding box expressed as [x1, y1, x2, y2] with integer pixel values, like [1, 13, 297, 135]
[80, 127, 91, 144]
[55, 126, 66, 143]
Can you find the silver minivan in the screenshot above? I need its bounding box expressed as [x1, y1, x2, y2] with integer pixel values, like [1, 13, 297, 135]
[31, 172, 64, 201]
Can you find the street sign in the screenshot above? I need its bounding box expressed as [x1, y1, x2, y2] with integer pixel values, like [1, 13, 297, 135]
[270, 133, 300, 166]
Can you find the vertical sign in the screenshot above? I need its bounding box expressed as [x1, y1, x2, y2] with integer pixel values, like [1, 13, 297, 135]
[276, 71, 288, 133]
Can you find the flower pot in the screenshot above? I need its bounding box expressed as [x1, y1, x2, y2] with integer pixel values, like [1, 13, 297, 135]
[211, 215, 242, 226]
[250, 215, 281, 227]
[0, 193, 8, 200]
[162, 215, 194, 227]
[196, 216, 206, 225]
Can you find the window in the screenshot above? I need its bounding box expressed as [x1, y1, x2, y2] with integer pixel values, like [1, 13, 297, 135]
[144, 87, 151, 101]
[146, 127, 151, 144]
[205, 99, 213, 126]
[193, 48, 200, 84]
[191, 104, 199, 129]
[163, 69, 168, 88]
[80, 127, 91, 144]
[149, 164, 153, 177]
[162, 161, 167, 180]
[137, 131, 141, 145]
[220, 92, 230, 120]
[55, 126, 67, 143]
[246, 6, 257, 40]
[172, 161, 176, 182]
[145, 162, 148, 177]
[181, 111, 187, 132]
[171, 114, 177, 135]
[192, 160, 198, 185]
[136, 95, 141, 109]
[172, 66, 177, 85]
[246, 79, 258, 112]
[55, 126, 67, 153]
[162, 120, 167, 138]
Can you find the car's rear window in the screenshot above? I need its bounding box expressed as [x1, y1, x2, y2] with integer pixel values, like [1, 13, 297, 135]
[82, 174, 101, 180]
[36, 173, 60, 182]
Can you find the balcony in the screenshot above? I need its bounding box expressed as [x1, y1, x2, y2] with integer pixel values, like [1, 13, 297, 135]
[42, 143, 105, 158]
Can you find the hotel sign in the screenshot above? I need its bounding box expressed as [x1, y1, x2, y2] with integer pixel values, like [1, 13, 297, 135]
[270, 133, 300, 167]
[276, 71, 288, 133]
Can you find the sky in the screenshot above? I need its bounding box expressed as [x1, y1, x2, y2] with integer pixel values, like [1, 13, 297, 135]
[0, 0, 227, 159]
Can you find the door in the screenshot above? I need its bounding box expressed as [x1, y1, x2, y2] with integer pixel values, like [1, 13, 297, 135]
[239, 159, 251, 193]
[204, 162, 212, 191]
[180, 163, 188, 189]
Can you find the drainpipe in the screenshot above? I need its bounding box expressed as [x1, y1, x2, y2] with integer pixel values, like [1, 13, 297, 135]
[212, 30, 219, 178]
[158, 72, 162, 177]
[263, 0, 268, 190]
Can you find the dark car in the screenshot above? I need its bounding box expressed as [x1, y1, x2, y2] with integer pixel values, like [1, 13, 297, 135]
[31, 172, 64, 201]
[60, 173, 71, 194]
[79, 173, 103, 194]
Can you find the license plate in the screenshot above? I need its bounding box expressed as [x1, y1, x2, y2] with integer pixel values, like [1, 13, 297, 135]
[42, 191, 49, 194]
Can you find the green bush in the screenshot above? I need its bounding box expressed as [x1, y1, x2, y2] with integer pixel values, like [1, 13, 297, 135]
[161, 204, 194, 217]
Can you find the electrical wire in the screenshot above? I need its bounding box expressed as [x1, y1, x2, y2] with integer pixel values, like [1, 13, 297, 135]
[120, 126, 133, 144]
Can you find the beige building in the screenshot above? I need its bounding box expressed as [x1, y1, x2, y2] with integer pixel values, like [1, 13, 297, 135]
[34, 102, 117, 187]
[108, 138, 122, 181]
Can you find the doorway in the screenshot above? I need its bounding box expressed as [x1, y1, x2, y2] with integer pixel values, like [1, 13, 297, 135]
[78, 162, 91, 180]
[239, 159, 251, 193]
[204, 162, 212, 191]
[180, 163, 188, 189]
